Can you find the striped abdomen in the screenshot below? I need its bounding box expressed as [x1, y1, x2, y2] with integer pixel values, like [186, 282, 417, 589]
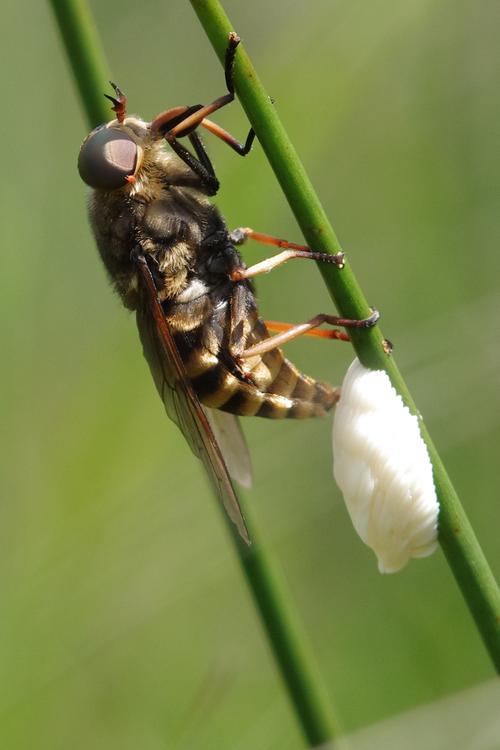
[169, 287, 339, 419]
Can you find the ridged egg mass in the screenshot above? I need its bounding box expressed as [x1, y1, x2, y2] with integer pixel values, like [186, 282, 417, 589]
[333, 359, 439, 573]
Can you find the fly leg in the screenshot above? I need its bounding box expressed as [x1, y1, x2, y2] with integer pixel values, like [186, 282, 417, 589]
[201, 117, 255, 156]
[239, 311, 379, 360]
[167, 130, 221, 195]
[155, 32, 250, 139]
[167, 118, 254, 189]
[228, 228, 345, 280]
[150, 33, 254, 186]
[151, 33, 253, 148]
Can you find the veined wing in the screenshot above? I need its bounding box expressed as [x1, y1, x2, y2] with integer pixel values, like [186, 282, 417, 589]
[134, 254, 250, 545]
[202, 408, 252, 490]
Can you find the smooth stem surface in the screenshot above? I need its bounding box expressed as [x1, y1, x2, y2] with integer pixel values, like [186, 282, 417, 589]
[190, 0, 500, 671]
[49, 0, 340, 745]
[49, 0, 111, 128]
[228, 497, 338, 746]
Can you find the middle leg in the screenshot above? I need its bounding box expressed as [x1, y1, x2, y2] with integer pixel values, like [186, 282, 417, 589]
[228, 227, 345, 281]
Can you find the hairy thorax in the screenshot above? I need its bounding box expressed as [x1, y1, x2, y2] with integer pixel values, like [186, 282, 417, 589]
[88, 157, 226, 310]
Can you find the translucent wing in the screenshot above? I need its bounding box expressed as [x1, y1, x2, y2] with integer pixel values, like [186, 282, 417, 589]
[202, 408, 253, 490]
[135, 255, 250, 545]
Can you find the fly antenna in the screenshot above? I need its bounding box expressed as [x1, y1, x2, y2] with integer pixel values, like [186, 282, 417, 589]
[104, 82, 127, 123]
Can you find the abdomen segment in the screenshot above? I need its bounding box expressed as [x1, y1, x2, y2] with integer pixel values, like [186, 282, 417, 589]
[177, 319, 339, 419]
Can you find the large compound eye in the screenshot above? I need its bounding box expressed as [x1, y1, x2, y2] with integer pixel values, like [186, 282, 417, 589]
[78, 126, 139, 189]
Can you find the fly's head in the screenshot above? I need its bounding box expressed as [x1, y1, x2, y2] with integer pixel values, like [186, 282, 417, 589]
[78, 84, 170, 195]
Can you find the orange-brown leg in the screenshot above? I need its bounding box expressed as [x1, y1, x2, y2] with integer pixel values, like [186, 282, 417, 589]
[149, 34, 254, 192]
[152, 110, 255, 156]
[228, 228, 345, 279]
[152, 32, 242, 140]
[239, 311, 379, 359]
[167, 94, 234, 138]
[266, 321, 350, 341]
[201, 117, 255, 155]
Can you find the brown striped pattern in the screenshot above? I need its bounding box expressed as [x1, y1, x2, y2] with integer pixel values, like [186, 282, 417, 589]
[174, 310, 339, 420]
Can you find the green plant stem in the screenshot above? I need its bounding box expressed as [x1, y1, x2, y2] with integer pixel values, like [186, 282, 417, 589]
[229, 497, 338, 745]
[189, 0, 500, 671]
[49, 0, 340, 745]
[49, 0, 111, 128]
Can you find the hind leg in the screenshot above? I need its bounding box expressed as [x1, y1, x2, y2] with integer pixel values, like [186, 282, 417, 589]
[239, 311, 379, 359]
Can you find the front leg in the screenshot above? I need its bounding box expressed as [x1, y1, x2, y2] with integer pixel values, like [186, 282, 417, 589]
[167, 134, 220, 195]
[151, 33, 243, 141]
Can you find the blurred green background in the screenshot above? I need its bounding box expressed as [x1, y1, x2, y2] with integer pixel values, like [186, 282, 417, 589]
[1, 1, 499, 747]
